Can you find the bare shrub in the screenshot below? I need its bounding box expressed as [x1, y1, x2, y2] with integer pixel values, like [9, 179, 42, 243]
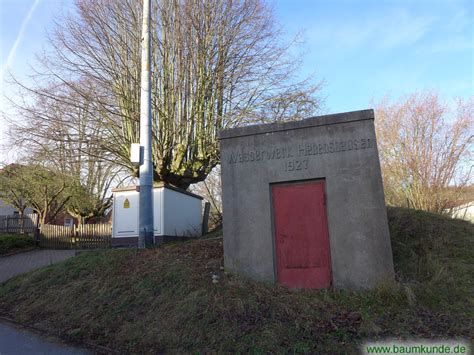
[375, 92, 473, 214]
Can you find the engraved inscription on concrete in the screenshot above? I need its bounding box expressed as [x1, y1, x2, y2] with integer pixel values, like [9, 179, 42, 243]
[228, 138, 375, 164]
[284, 159, 308, 172]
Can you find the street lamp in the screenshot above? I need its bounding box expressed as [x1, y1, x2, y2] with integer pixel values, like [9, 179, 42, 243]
[138, 0, 154, 248]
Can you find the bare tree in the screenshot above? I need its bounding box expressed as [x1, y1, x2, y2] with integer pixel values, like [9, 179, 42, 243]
[190, 165, 222, 227]
[7, 0, 323, 189]
[8, 83, 123, 223]
[375, 92, 473, 214]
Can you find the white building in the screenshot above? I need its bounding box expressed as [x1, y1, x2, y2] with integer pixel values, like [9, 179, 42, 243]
[450, 202, 474, 223]
[112, 183, 203, 247]
[0, 198, 33, 216]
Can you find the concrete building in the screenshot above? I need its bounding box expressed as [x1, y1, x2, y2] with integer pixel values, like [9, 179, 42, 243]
[219, 109, 394, 290]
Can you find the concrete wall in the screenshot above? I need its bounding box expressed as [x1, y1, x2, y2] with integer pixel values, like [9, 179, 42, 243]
[219, 109, 394, 289]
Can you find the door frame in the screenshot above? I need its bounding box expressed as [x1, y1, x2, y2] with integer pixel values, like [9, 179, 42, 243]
[269, 178, 333, 287]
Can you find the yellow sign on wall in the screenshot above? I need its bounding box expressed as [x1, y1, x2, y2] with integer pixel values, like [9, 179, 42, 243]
[123, 198, 130, 209]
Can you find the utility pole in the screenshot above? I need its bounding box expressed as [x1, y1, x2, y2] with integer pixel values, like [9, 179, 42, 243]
[138, 0, 154, 248]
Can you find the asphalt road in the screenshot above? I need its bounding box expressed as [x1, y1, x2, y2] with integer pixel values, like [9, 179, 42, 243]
[1, 250, 91, 354]
[0, 250, 76, 283]
[0, 320, 91, 355]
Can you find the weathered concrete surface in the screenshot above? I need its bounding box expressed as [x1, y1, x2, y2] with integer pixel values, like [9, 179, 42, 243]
[219, 109, 394, 289]
[0, 250, 76, 283]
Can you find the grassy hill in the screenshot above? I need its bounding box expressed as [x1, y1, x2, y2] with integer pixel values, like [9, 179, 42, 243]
[0, 207, 472, 353]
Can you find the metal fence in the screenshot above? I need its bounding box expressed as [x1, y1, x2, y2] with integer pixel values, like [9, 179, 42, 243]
[0, 214, 38, 234]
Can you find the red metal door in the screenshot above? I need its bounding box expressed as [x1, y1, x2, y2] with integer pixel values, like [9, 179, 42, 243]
[272, 180, 331, 289]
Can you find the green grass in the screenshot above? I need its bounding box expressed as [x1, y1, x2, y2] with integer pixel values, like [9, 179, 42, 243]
[0, 207, 472, 353]
[0, 234, 36, 255]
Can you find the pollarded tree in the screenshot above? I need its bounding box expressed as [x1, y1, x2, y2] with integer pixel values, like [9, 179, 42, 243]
[9, 0, 323, 189]
[375, 92, 473, 214]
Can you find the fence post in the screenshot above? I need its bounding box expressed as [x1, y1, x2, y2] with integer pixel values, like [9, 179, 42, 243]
[75, 224, 78, 249]
[202, 202, 211, 236]
[34, 215, 40, 246]
[19, 214, 23, 234]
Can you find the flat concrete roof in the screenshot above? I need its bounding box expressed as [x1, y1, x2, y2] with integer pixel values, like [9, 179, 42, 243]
[219, 109, 374, 140]
[112, 182, 203, 200]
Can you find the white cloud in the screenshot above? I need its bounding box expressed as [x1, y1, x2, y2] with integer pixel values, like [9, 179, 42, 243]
[377, 11, 435, 49]
[307, 8, 436, 53]
[1, 0, 41, 78]
[424, 37, 473, 54]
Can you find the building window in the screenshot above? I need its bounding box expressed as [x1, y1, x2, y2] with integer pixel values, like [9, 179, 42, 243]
[64, 218, 73, 227]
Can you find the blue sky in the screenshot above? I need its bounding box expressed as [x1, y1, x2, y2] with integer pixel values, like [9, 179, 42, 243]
[0, 0, 473, 161]
[274, 0, 473, 111]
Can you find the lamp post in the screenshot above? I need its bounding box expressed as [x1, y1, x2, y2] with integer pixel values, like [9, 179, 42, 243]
[138, 0, 154, 248]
